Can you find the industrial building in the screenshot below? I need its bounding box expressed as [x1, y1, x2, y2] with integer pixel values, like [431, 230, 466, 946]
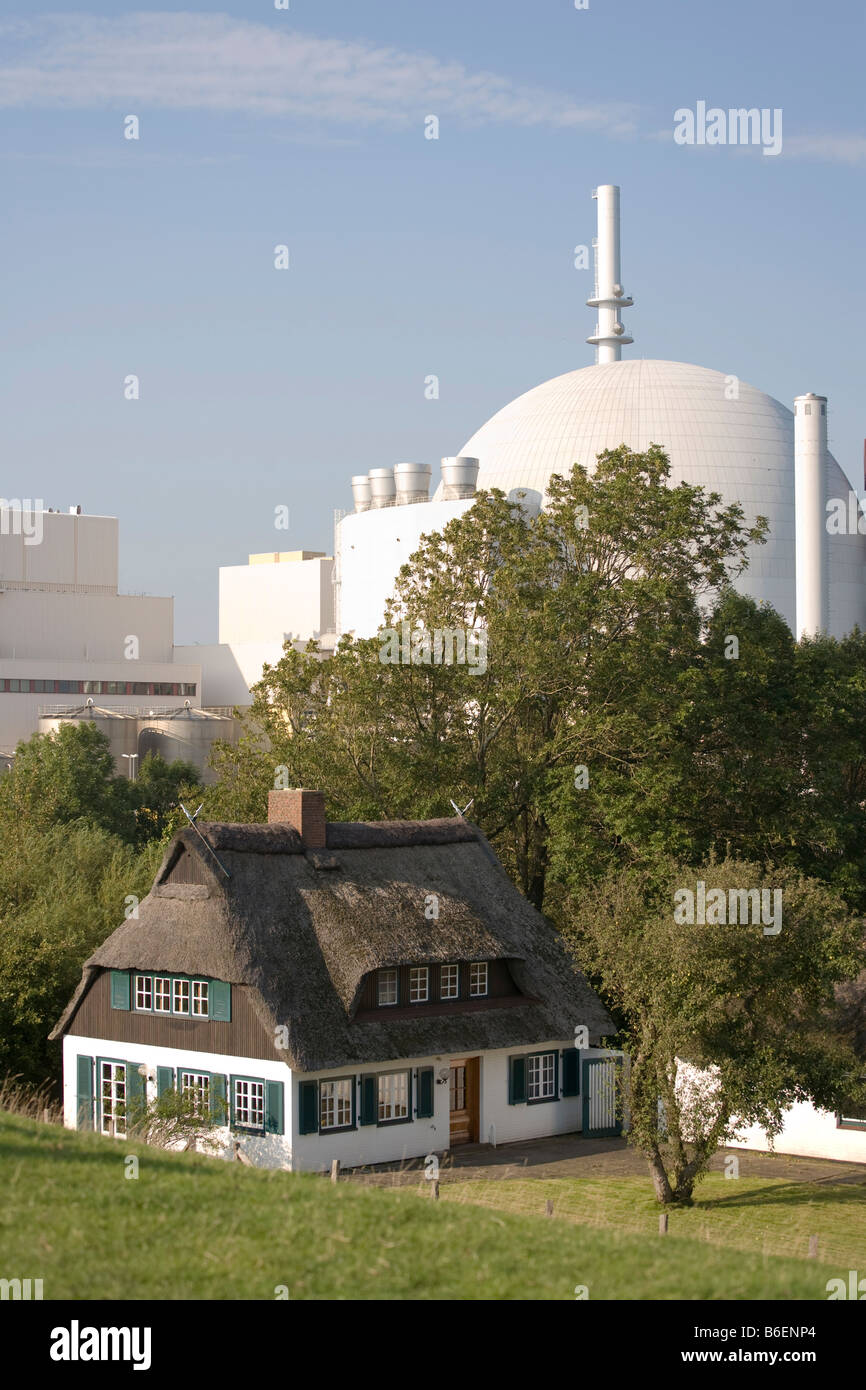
[335, 185, 865, 644]
[0, 506, 237, 781]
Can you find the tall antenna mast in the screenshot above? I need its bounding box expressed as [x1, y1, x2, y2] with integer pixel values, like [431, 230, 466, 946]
[586, 184, 633, 364]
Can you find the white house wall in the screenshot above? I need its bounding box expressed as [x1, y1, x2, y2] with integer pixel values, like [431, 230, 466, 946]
[64, 1035, 617, 1172]
[727, 1102, 866, 1164]
[63, 1033, 293, 1170]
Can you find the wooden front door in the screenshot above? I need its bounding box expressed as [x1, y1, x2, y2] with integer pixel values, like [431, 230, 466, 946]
[449, 1057, 479, 1145]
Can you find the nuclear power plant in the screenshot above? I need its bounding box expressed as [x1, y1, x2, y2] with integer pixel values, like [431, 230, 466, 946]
[336, 185, 864, 644]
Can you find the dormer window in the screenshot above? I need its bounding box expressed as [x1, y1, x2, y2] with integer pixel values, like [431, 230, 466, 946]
[378, 969, 398, 1006]
[440, 964, 459, 999]
[469, 961, 489, 997]
[409, 966, 429, 1003]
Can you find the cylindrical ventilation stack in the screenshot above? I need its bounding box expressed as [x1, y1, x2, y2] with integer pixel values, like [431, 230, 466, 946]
[368, 467, 396, 509]
[440, 456, 480, 501]
[393, 462, 432, 505]
[351, 475, 372, 513]
[794, 393, 829, 638]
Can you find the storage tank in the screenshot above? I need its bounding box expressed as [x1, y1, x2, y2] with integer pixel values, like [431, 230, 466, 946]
[136, 706, 239, 785]
[37, 704, 139, 773]
[351, 475, 372, 513]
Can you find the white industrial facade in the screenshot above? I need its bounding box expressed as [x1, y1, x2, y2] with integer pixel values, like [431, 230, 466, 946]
[0, 508, 201, 759]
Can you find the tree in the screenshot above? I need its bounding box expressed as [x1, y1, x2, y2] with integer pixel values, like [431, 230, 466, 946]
[0, 722, 137, 843]
[563, 856, 865, 1204]
[206, 446, 765, 908]
[0, 821, 163, 1085]
[131, 752, 203, 846]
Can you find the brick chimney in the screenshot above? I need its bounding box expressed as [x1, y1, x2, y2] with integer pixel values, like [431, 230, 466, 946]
[268, 788, 326, 848]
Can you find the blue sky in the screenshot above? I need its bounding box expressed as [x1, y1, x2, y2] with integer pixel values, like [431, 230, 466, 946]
[1, 1, 864, 641]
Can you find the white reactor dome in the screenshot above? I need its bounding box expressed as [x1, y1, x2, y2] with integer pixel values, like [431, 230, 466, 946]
[434, 359, 864, 638]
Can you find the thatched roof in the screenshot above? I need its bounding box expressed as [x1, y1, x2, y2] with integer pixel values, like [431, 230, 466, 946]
[51, 818, 614, 1071]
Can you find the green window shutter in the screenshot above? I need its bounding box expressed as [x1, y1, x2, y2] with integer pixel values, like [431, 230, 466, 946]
[416, 1066, 434, 1119]
[156, 1066, 174, 1097]
[210, 980, 231, 1022]
[359, 1074, 377, 1126]
[298, 1080, 318, 1135]
[211, 1074, 227, 1123]
[110, 970, 130, 1010]
[508, 1055, 527, 1105]
[126, 1062, 146, 1127]
[76, 1055, 93, 1131]
[266, 1080, 285, 1135]
[561, 1048, 580, 1098]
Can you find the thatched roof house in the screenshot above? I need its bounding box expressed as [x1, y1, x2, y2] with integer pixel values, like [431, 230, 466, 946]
[52, 791, 614, 1072]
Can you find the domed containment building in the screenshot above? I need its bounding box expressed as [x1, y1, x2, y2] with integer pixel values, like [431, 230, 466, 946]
[336, 186, 865, 642]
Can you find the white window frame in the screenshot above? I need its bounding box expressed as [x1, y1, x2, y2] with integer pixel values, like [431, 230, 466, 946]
[469, 961, 489, 997]
[173, 977, 190, 1015]
[440, 963, 459, 999]
[233, 1078, 265, 1130]
[153, 976, 171, 1012]
[377, 968, 398, 1006]
[181, 1071, 210, 1117]
[320, 1077, 353, 1131]
[527, 1052, 556, 1101]
[377, 1070, 410, 1123]
[409, 966, 429, 1003]
[135, 975, 152, 1011]
[191, 980, 209, 1017]
[99, 1060, 127, 1137]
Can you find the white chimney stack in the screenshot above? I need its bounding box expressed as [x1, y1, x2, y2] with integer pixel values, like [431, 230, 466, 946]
[794, 393, 828, 638]
[351, 475, 372, 513]
[393, 461, 432, 505]
[368, 467, 396, 509]
[586, 184, 633, 364]
[441, 456, 479, 500]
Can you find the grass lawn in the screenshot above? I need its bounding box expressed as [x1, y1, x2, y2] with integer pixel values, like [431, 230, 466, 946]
[0, 1112, 847, 1300]
[439, 1171, 866, 1272]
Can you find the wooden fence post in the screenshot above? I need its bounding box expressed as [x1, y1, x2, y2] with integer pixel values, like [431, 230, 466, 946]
[659, 1213, 669, 1235]
[545, 1199, 554, 1217]
[808, 1235, 819, 1259]
[330, 1159, 340, 1184]
[431, 1179, 440, 1201]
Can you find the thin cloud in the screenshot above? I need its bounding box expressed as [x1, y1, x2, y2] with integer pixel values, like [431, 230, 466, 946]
[0, 12, 636, 134]
[782, 133, 866, 165]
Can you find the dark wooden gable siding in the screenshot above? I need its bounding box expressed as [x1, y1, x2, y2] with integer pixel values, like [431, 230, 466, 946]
[162, 844, 212, 886]
[68, 969, 279, 1060]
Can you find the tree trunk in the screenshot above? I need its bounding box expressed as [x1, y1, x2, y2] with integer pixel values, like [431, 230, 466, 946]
[646, 1150, 674, 1204]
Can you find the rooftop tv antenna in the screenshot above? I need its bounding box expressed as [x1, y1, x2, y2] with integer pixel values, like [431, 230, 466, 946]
[449, 798, 474, 819]
[179, 801, 231, 879]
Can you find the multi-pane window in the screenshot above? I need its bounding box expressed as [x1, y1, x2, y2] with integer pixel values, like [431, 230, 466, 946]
[100, 1061, 127, 1137]
[378, 1071, 409, 1122]
[440, 964, 459, 999]
[378, 969, 398, 1006]
[135, 975, 152, 1011]
[469, 961, 488, 997]
[527, 1052, 556, 1101]
[234, 1079, 265, 1129]
[192, 981, 209, 1016]
[320, 1078, 353, 1130]
[173, 978, 190, 1015]
[409, 966, 429, 1003]
[181, 1071, 210, 1117]
[154, 977, 171, 1012]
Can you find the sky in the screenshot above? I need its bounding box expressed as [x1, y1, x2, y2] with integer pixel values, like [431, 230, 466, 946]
[1, 1, 864, 642]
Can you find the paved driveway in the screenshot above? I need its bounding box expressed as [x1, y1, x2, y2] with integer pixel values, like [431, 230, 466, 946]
[349, 1133, 866, 1187]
